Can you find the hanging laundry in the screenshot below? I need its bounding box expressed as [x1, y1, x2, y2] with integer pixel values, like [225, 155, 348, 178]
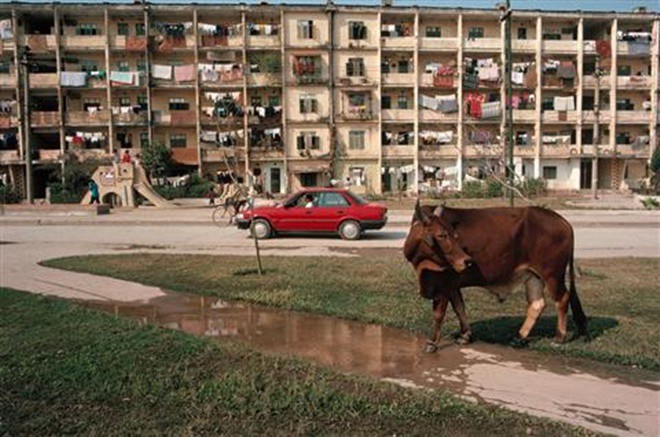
[596, 40, 611, 58]
[125, 36, 147, 52]
[110, 71, 136, 86]
[557, 62, 576, 79]
[174, 64, 195, 82]
[60, 72, 88, 87]
[420, 95, 438, 110]
[481, 101, 501, 119]
[553, 96, 575, 111]
[465, 92, 484, 118]
[151, 64, 173, 80]
[436, 95, 458, 113]
[0, 19, 12, 40]
[511, 71, 524, 85]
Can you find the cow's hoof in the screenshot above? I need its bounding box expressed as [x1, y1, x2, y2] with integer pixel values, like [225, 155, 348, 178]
[510, 337, 529, 348]
[423, 341, 439, 353]
[456, 333, 473, 345]
[552, 334, 567, 345]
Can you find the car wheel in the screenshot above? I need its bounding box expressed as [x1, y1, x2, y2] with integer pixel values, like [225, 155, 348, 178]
[251, 219, 272, 239]
[339, 220, 361, 240]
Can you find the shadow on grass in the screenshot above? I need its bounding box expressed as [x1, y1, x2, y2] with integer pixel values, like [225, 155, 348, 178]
[469, 315, 619, 344]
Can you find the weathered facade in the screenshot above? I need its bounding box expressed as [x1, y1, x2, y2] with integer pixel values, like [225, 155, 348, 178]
[0, 3, 657, 197]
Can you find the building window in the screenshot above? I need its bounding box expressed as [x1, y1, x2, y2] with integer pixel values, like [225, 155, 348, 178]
[83, 99, 101, 110]
[397, 59, 412, 73]
[381, 95, 391, 109]
[346, 57, 365, 77]
[426, 26, 441, 38]
[137, 95, 148, 110]
[117, 61, 130, 72]
[397, 93, 409, 109]
[80, 60, 98, 72]
[381, 60, 391, 74]
[299, 95, 318, 114]
[140, 132, 149, 148]
[251, 96, 263, 106]
[297, 20, 314, 39]
[268, 95, 281, 107]
[348, 130, 365, 150]
[119, 97, 131, 107]
[0, 61, 10, 74]
[169, 98, 189, 111]
[617, 65, 631, 76]
[300, 172, 317, 187]
[77, 24, 98, 36]
[349, 21, 367, 40]
[517, 27, 527, 40]
[542, 166, 557, 180]
[169, 134, 187, 148]
[468, 27, 484, 39]
[293, 56, 319, 76]
[117, 22, 129, 36]
[137, 61, 147, 73]
[296, 132, 320, 150]
[349, 167, 365, 186]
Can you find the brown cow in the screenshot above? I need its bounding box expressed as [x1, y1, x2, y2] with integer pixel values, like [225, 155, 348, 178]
[404, 201, 588, 352]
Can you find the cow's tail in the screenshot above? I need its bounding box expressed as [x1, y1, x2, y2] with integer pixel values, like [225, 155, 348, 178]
[568, 253, 589, 338]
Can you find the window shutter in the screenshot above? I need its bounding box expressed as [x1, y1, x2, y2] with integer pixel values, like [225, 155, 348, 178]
[346, 61, 353, 76]
[299, 99, 305, 114]
[308, 21, 314, 39]
[311, 99, 318, 113]
[312, 136, 320, 149]
[359, 24, 366, 40]
[297, 135, 305, 150]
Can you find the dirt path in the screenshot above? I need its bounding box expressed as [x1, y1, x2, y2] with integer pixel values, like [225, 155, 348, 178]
[82, 292, 659, 437]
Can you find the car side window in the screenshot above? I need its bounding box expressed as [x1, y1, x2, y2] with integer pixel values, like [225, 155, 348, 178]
[296, 192, 318, 207]
[318, 192, 350, 207]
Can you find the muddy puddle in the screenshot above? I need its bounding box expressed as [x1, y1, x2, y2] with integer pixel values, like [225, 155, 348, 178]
[82, 292, 659, 436]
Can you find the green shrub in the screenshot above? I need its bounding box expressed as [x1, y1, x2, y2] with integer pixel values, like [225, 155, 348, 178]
[485, 179, 504, 198]
[0, 185, 22, 204]
[48, 182, 84, 204]
[153, 174, 215, 199]
[519, 177, 547, 198]
[461, 180, 484, 198]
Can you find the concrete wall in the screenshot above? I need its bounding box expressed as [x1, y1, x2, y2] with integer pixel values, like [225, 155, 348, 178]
[543, 158, 580, 190]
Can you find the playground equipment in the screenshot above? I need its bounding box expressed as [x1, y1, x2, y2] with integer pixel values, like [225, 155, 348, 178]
[81, 163, 173, 208]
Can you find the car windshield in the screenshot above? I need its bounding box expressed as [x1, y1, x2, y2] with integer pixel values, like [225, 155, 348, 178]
[345, 190, 369, 205]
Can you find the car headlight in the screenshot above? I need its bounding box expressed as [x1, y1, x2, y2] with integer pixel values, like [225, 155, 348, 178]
[236, 213, 244, 220]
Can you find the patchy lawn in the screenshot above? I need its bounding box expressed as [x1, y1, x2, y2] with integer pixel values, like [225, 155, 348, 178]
[0, 288, 587, 435]
[42, 254, 660, 370]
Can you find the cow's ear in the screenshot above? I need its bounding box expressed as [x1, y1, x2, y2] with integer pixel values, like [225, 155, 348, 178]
[414, 199, 430, 225]
[423, 233, 434, 247]
[432, 206, 443, 217]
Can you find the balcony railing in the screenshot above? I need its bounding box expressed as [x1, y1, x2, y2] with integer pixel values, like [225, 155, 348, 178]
[542, 110, 577, 123]
[582, 110, 611, 124]
[61, 35, 106, 50]
[382, 73, 415, 86]
[542, 40, 578, 54]
[37, 149, 61, 161]
[200, 114, 243, 127]
[23, 34, 57, 51]
[293, 74, 326, 85]
[30, 73, 59, 88]
[381, 36, 416, 49]
[341, 107, 373, 121]
[582, 75, 611, 88]
[463, 144, 501, 158]
[616, 111, 652, 124]
[513, 146, 536, 157]
[0, 114, 18, 128]
[247, 73, 281, 86]
[542, 144, 572, 157]
[30, 111, 59, 127]
[512, 39, 536, 52]
[65, 110, 110, 126]
[247, 35, 280, 48]
[382, 145, 415, 158]
[381, 108, 414, 121]
[616, 143, 650, 157]
[419, 73, 458, 88]
[617, 76, 651, 89]
[0, 74, 17, 88]
[418, 110, 458, 123]
[153, 110, 197, 126]
[419, 146, 458, 159]
[0, 150, 20, 164]
[464, 38, 501, 52]
[202, 148, 245, 161]
[512, 110, 536, 123]
[114, 110, 148, 125]
[419, 38, 458, 51]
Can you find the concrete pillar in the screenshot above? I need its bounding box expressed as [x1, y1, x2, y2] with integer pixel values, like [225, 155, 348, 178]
[534, 16, 542, 178]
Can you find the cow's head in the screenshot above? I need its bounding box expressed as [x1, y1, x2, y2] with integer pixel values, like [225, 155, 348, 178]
[404, 200, 474, 296]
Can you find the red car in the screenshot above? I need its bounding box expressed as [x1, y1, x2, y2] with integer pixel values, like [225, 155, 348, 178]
[235, 188, 388, 240]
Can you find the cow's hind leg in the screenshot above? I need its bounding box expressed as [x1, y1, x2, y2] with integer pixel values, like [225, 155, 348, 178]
[448, 289, 473, 345]
[515, 275, 546, 345]
[553, 281, 571, 344]
[425, 294, 450, 353]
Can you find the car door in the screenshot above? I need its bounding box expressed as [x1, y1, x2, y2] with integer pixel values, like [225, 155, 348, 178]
[276, 191, 316, 231]
[315, 191, 351, 231]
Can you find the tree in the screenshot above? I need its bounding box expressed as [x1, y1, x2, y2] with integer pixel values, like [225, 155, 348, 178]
[141, 142, 172, 180]
[650, 147, 660, 194]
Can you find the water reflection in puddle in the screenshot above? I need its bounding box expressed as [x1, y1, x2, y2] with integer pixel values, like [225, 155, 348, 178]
[82, 293, 659, 437]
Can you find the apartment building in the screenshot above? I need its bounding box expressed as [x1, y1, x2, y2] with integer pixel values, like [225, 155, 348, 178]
[0, 3, 657, 200]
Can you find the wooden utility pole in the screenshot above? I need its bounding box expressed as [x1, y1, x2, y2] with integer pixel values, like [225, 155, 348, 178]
[501, 0, 514, 206]
[249, 197, 263, 275]
[592, 57, 600, 199]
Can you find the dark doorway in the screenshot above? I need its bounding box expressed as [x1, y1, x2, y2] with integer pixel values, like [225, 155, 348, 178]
[580, 159, 592, 189]
[269, 167, 281, 194]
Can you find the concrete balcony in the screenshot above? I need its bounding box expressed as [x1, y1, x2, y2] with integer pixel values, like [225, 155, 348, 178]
[1, 40, 13, 53]
[111, 35, 148, 51]
[65, 110, 111, 126]
[463, 144, 501, 158]
[0, 150, 20, 164]
[336, 76, 376, 87]
[381, 73, 415, 86]
[583, 40, 597, 55]
[247, 73, 281, 87]
[247, 35, 280, 48]
[199, 35, 243, 48]
[512, 110, 536, 123]
[582, 75, 611, 89]
[61, 35, 106, 50]
[418, 110, 458, 123]
[541, 110, 577, 123]
[419, 146, 458, 159]
[0, 115, 19, 129]
[202, 148, 245, 162]
[582, 110, 611, 124]
[616, 111, 652, 124]
[249, 147, 284, 160]
[542, 40, 578, 54]
[71, 149, 109, 160]
[514, 146, 536, 157]
[23, 34, 57, 51]
[512, 39, 536, 53]
[598, 144, 615, 156]
[382, 145, 415, 159]
[114, 111, 148, 126]
[419, 38, 458, 51]
[542, 144, 572, 157]
[617, 41, 650, 56]
[616, 76, 651, 89]
[37, 149, 61, 161]
[30, 111, 59, 128]
[0, 74, 17, 88]
[29, 73, 59, 89]
[153, 110, 197, 127]
[463, 38, 501, 52]
[200, 114, 243, 128]
[381, 109, 414, 122]
[419, 73, 458, 88]
[340, 109, 374, 121]
[381, 36, 415, 49]
[616, 143, 650, 158]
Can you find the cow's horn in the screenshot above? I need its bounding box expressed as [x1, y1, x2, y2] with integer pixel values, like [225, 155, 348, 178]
[433, 206, 443, 217]
[414, 199, 430, 224]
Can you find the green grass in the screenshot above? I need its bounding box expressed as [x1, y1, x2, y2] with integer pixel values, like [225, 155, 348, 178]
[42, 254, 660, 370]
[0, 288, 588, 435]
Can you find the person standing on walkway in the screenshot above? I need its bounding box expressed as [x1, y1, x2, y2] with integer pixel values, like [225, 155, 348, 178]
[89, 180, 100, 204]
[121, 149, 132, 164]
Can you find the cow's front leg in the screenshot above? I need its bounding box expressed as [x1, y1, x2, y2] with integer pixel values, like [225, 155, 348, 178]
[515, 275, 547, 346]
[448, 288, 472, 345]
[425, 294, 449, 353]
